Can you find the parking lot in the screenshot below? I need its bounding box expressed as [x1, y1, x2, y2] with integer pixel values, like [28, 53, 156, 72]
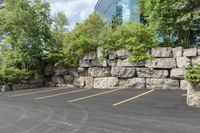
[0, 87, 200, 133]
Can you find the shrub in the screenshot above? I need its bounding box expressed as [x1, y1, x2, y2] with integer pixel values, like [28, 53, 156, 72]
[99, 22, 157, 63]
[186, 65, 200, 86]
[0, 67, 28, 85]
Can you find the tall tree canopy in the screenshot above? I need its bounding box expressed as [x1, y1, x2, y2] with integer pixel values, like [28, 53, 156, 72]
[137, 0, 200, 46]
[0, 0, 52, 70]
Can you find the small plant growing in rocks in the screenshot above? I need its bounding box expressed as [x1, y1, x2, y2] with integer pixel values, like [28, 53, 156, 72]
[186, 64, 200, 90]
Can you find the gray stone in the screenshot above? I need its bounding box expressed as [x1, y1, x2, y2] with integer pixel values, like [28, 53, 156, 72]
[1, 85, 12, 92]
[116, 50, 131, 59]
[119, 78, 145, 89]
[78, 68, 89, 77]
[146, 58, 176, 69]
[146, 78, 179, 89]
[88, 67, 111, 77]
[90, 60, 107, 67]
[97, 47, 104, 58]
[28, 79, 45, 84]
[68, 68, 79, 77]
[198, 47, 200, 56]
[79, 60, 90, 67]
[187, 85, 200, 107]
[51, 76, 65, 84]
[107, 60, 117, 67]
[111, 67, 136, 78]
[18, 74, 32, 80]
[12, 84, 29, 90]
[73, 77, 84, 87]
[117, 58, 145, 67]
[176, 57, 191, 68]
[44, 63, 54, 76]
[170, 68, 186, 79]
[180, 80, 192, 90]
[151, 47, 172, 57]
[94, 77, 118, 89]
[76, 77, 94, 88]
[137, 68, 169, 78]
[54, 65, 68, 76]
[29, 83, 43, 88]
[109, 50, 117, 59]
[173, 47, 183, 57]
[83, 52, 96, 60]
[64, 75, 74, 83]
[183, 48, 197, 57]
[192, 56, 200, 65]
[45, 82, 56, 87]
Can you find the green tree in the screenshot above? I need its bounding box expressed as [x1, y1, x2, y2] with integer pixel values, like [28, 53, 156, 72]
[62, 13, 106, 66]
[0, 0, 52, 71]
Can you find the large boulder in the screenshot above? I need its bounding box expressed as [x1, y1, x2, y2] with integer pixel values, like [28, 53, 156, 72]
[111, 67, 136, 78]
[79, 60, 90, 68]
[88, 67, 111, 77]
[44, 63, 54, 76]
[54, 65, 68, 76]
[90, 60, 107, 67]
[74, 77, 94, 88]
[180, 80, 191, 90]
[192, 56, 200, 65]
[119, 78, 145, 89]
[137, 68, 169, 78]
[176, 57, 191, 68]
[64, 75, 74, 84]
[51, 76, 65, 84]
[107, 60, 117, 67]
[198, 48, 200, 56]
[151, 47, 172, 57]
[83, 52, 96, 60]
[12, 84, 30, 90]
[109, 50, 117, 59]
[187, 84, 200, 107]
[146, 58, 176, 69]
[170, 68, 186, 79]
[172, 47, 183, 57]
[117, 58, 145, 67]
[94, 77, 118, 89]
[183, 48, 197, 57]
[116, 50, 131, 59]
[146, 78, 179, 89]
[97, 47, 104, 58]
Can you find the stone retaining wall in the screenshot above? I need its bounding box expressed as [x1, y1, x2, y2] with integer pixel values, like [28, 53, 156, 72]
[75, 47, 200, 90]
[1, 46, 200, 91]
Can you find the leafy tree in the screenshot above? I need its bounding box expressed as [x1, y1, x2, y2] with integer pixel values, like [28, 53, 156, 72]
[44, 11, 68, 63]
[137, 0, 200, 46]
[100, 22, 156, 63]
[0, 0, 52, 71]
[62, 13, 106, 66]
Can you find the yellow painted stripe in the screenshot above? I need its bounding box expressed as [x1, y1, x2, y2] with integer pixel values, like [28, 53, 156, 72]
[68, 89, 121, 103]
[35, 88, 92, 100]
[112, 89, 155, 107]
[9, 88, 69, 97]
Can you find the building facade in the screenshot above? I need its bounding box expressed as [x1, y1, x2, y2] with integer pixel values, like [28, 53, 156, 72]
[94, 0, 139, 24]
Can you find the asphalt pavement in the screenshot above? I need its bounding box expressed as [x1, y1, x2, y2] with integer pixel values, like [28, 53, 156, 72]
[0, 87, 199, 133]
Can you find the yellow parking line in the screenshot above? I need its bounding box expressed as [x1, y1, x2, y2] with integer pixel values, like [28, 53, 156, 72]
[9, 88, 70, 97]
[68, 89, 121, 103]
[112, 89, 155, 107]
[35, 88, 92, 100]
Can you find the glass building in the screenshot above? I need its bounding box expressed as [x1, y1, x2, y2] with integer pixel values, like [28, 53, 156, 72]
[94, 0, 139, 24]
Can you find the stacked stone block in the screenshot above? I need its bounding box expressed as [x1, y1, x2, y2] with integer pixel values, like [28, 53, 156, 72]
[77, 47, 200, 90]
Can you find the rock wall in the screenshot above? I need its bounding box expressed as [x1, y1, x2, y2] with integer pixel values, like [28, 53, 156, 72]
[1, 46, 200, 91]
[76, 47, 200, 90]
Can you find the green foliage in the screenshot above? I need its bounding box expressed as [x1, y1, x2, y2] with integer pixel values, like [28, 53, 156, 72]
[99, 22, 156, 63]
[186, 65, 200, 86]
[62, 13, 106, 66]
[0, 0, 52, 71]
[137, 0, 200, 46]
[0, 67, 27, 85]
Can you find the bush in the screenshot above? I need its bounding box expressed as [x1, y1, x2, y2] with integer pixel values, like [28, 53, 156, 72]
[99, 22, 156, 63]
[0, 67, 28, 85]
[186, 65, 200, 86]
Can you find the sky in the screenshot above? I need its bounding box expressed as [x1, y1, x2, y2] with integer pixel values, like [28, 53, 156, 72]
[47, 0, 99, 30]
